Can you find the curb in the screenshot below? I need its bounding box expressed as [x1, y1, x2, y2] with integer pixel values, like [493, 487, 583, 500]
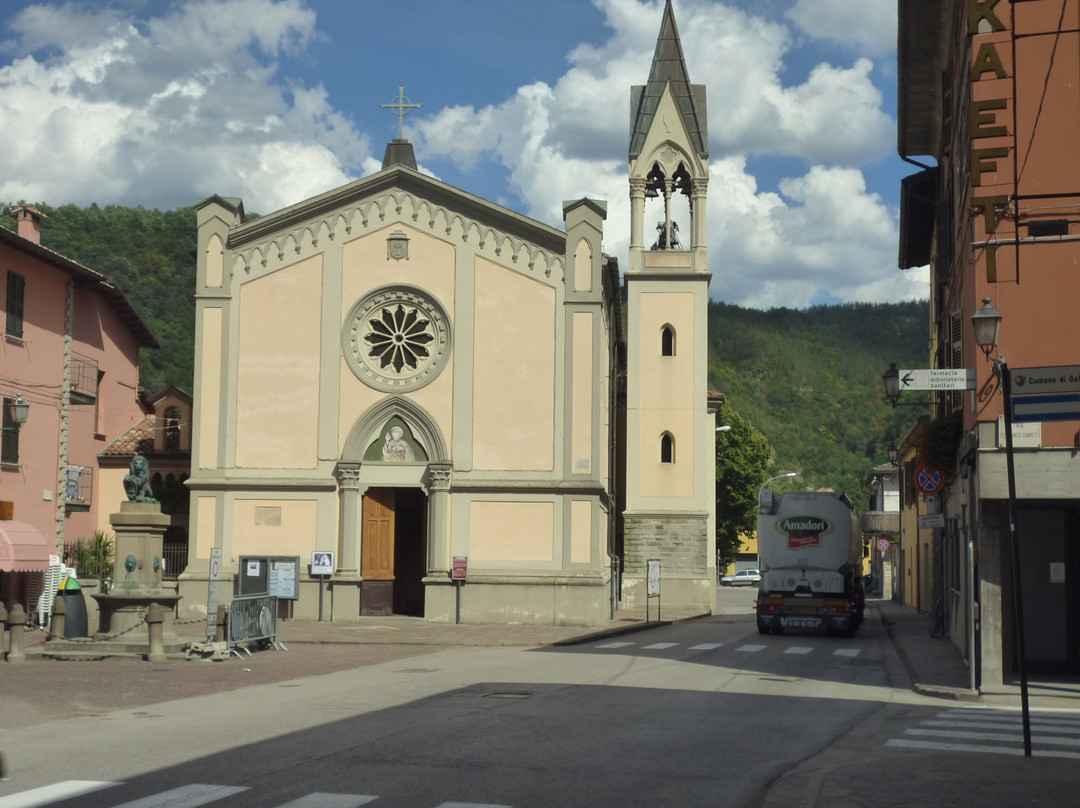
[551, 610, 712, 646]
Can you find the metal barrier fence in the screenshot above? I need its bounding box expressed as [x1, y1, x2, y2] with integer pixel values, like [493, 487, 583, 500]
[226, 594, 285, 653]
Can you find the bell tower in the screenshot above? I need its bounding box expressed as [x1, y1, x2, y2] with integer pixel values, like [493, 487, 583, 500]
[623, 0, 715, 610]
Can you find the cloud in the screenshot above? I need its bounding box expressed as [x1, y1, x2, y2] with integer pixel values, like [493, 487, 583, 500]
[413, 0, 908, 308]
[786, 0, 898, 56]
[0, 0, 365, 211]
[0, 0, 918, 308]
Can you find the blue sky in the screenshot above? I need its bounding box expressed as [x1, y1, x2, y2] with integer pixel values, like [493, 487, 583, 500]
[0, 0, 927, 309]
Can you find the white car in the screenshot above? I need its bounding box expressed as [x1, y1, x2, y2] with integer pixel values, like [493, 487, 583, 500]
[720, 569, 761, 587]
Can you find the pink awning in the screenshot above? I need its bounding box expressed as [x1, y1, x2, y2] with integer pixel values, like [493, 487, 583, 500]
[0, 520, 52, 572]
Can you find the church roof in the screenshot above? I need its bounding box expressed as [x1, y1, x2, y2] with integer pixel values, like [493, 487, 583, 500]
[629, 0, 708, 158]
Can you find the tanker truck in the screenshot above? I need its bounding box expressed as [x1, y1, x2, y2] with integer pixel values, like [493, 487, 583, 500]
[755, 489, 864, 636]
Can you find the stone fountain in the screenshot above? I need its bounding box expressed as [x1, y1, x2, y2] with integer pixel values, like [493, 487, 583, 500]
[41, 455, 186, 660]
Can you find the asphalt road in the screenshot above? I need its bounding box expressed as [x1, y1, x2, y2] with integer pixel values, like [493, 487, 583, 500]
[0, 587, 919, 808]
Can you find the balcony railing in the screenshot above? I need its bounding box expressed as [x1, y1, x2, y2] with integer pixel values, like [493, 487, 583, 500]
[64, 464, 93, 510]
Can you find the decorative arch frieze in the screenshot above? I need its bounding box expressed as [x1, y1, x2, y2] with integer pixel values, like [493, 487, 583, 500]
[230, 188, 565, 283]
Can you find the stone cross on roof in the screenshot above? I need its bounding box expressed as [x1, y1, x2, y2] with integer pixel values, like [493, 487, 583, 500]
[381, 85, 422, 140]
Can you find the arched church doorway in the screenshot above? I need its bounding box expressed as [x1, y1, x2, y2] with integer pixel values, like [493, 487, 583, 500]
[361, 486, 427, 617]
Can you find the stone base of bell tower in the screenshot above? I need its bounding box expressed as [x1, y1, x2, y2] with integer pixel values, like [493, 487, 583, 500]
[622, 513, 715, 612]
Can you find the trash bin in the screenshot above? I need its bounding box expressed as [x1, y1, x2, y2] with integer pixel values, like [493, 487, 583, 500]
[59, 577, 89, 638]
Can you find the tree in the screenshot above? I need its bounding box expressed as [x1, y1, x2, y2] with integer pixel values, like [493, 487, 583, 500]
[715, 400, 773, 569]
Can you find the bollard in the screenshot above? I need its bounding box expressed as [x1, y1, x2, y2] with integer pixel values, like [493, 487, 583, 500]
[0, 601, 7, 655]
[6, 603, 26, 663]
[50, 594, 67, 640]
[146, 603, 166, 662]
[214, 604, 226, 643]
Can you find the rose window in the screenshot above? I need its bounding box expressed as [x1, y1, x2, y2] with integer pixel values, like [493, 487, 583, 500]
[365, 304, 434, 373]
[343, 287, 451, 392]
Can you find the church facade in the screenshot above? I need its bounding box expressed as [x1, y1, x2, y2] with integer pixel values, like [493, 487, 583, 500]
[179, 0, 715, 625]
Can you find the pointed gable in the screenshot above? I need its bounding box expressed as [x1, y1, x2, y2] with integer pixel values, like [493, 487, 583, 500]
[629, 0, 708, 158]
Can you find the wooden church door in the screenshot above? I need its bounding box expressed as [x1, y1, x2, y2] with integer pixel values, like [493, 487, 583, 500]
[361, 488, 395, 615]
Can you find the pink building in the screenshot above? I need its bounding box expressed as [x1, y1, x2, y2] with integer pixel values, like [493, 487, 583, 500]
[0, 205, 159, 615]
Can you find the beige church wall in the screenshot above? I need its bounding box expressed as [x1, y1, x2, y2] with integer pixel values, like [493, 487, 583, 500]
[337, 225, 456, 453]
[198, 307, 223, 469]
[469, 500, 555, 562]
[232, 499, 319, 557]
[573, 238, 592, 292]
[571, 312, 593, 475]
[235, 256, 323, 469]
[638, 291, 695, 497]
[570, 499, 592, 563]
[195, 496, 217, 558]
[205, 233, 224, 288]
[340, 224, 456, 320]
[472, 259, 555, 471]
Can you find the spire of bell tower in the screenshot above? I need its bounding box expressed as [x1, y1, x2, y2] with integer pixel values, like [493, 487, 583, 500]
[630, 0, 708, 159]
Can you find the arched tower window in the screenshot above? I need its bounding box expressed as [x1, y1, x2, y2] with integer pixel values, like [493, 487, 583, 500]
[661, 325, 676, 356]
[646, 159, 693, 250]
[660, 432, 676, 463]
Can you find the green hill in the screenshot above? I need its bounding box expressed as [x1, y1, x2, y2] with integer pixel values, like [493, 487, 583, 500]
[4, 202, 929, 507]
[708, 300, 929, 504]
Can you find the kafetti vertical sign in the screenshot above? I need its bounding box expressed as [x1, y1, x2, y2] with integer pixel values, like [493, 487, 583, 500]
[777, 515, 834, 551]
[969, 0, 1013, 282]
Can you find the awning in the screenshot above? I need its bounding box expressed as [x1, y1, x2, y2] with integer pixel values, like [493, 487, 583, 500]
[0, 520, 53, 572]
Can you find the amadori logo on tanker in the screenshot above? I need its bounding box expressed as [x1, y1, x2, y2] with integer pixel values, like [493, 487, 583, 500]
[776, 516, 833, 550]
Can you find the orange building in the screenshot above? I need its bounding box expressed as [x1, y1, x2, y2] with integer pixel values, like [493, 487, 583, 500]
[899, 0, 1080, 687]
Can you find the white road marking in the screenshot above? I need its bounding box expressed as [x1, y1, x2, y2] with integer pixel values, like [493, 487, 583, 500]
[783, 646, 813, 655]
[886, 738, 1080, 758]
[689, 643, 724, 650]
[832, 648, 860, 657]
[0, 781, 117, 808]
[110, 784, 248, 807]
[642, 642, 679, 650]
[735, 645, 767, 653]
[275, 795, 379, 807]
[594, 641, 634, 648]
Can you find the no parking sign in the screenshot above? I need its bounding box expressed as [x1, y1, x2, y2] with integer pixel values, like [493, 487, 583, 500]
[877, 538, 890, 552]
[915, 464, 944, 495]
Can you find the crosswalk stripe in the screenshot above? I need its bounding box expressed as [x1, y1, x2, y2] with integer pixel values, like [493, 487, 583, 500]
[594, 641, 634, 648]
[784, 646, 813, 655]
[924, 719, 1080, 735]
[832, 649, 860, 657]
[436, 802, 513, 807]
[274, 795, 379, 807]
[907, 728, 1080, 748]
[111, 784, 248, 808]
[689, 643, 723, 650]
[886, 738, 1080, 758]
[641, 642, 678, 650]
[735, 645, 766, 653]
[0, 781, 117, 808]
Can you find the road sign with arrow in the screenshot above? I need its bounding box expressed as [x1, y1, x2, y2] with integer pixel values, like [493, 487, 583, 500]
[898, 368, 975, 391]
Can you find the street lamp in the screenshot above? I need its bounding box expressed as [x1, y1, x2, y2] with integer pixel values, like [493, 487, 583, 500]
[7, 394, 29, 426]
[757, 472, 796, 510]
[881, 363, 901, 406]
[970, 298, 1032, 755]
[886, 441, 899, 466]
[971, 297, 1002, 358]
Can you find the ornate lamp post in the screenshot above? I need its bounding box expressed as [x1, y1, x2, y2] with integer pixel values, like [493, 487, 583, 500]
[971, 296, 1031, 756]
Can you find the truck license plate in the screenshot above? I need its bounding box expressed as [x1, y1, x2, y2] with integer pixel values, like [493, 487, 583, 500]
[780, 617, 821, 628]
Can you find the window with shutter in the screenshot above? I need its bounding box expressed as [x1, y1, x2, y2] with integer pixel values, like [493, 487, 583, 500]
[6, 271, 25, 339]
